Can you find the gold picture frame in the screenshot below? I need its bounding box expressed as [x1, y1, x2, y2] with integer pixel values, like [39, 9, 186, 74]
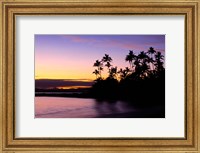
[0, 0, 200, 152]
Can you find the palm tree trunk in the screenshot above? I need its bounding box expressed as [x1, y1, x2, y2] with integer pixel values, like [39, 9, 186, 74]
[98, 67, 102, 78]
[151, 54, 154, 71]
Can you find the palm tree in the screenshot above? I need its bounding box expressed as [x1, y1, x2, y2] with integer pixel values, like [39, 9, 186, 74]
[138, 51, 148, 61]
[155, 52, 164, 72]
[92, 69, 99, 79]
[102, 54, 112, 63]
[137, 51, 151, 78]
[117, 67, 130, 80]
[117, 68, 124, 79]
[133, 57, 140, 74]
[147, 47, 156, 57]
[125, 66, 130, 73]
[125, 50, 136, 70]
[93, 60, 103, 78]
[102, 54, 112, 74]
[109, 67, 117, 79]
[147, 47, 156, 71]
[141, 62, 150, 78]
[105, 62, 112, 71]
[155, 52, 164, 61]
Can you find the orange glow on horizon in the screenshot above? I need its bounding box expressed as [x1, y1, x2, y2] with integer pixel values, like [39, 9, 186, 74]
[35, 69, 113, 80]
[57, 86, 91, 89]
[35, 71, 95, 80]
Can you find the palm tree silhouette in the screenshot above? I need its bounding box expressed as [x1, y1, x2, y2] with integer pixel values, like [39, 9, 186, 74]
[93, 69, 99, 79]
[109, 67, 117, 79]
[93, 60, 103, 78]
[117, 67, 130, 79]
[155, 52, 164, 72]
[155, 52, 164, 61]
[147, 47, 156, 57]
[147, 47, 156, 70]
[91, 48, 165, 105]
[141, 62, 150, 78]
[138, 51, 148, 62]
[132, 51, 151, 79]
[102, 54, 112, 74]
[105, 62, 112, 72]
[102, 54, 112, 63]
[125, 50, 136, 70]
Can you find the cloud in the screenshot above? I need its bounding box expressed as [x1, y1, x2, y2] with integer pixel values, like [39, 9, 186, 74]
[62, 35, 99, 43]
[62, 35, 165, 53]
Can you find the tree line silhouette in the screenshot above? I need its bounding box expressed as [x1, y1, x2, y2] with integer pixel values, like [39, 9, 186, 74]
[91, 47, 165, 105]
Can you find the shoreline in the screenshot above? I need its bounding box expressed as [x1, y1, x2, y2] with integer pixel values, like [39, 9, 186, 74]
[35, 109, 165, 118]
[35, 95, 165, 109]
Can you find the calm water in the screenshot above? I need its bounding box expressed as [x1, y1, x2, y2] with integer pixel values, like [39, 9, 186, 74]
[35, 97, 138, 118]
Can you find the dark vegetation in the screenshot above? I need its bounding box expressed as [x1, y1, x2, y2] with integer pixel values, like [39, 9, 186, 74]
[91, 47, 165, 106]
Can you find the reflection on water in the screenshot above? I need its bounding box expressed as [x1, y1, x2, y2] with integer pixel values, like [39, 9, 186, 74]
[35, 97, 137, 118]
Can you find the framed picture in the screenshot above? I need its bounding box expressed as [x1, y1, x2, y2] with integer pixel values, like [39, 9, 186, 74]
[35, 34, 165, 118]
[0, 0, 199, 152]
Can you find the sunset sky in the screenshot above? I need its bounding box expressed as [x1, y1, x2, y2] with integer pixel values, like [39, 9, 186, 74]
[35, 35, 165, 89]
